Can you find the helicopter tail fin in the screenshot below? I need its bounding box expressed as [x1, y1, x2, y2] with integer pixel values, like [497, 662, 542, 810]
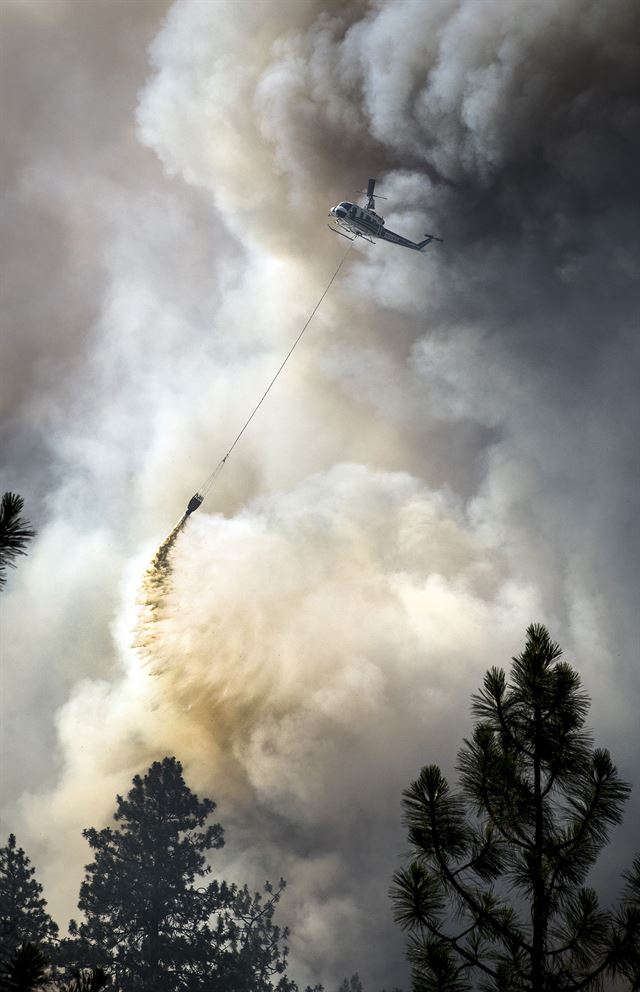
[418, 233, 443, 251]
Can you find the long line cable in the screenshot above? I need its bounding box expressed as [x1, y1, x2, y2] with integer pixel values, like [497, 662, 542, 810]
[193, 242, 353, 504]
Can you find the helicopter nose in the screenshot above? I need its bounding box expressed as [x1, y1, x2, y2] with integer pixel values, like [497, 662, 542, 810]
[333, 207, 346, 218]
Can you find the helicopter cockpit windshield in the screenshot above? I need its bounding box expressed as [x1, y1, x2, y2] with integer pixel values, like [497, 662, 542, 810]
[331, 200, 354, 219]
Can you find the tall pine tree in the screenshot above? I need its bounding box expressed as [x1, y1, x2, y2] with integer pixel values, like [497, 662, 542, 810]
[391, 624, 640, 990]
[69, 757, 224, 990]
[0, 835, 58, 960]
[70, 756, 296, 991]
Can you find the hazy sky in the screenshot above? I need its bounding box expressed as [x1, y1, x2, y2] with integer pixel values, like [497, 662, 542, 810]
[1, 0, 639, 986]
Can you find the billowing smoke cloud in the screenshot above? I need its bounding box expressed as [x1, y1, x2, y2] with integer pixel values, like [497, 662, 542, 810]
[2, 0, 639, 987]
[24, 466, 543, 982]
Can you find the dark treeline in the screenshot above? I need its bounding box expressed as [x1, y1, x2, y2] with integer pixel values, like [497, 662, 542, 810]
[0, 757, 368, 991]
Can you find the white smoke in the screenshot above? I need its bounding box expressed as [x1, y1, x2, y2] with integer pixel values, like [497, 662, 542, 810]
[2, 0, 639, 987]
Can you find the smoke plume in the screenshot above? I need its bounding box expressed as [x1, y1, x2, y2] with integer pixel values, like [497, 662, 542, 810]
[2, 0, 639, 986]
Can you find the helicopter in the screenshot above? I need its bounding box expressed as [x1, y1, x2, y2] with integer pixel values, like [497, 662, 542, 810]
[329, 178, 442, 252]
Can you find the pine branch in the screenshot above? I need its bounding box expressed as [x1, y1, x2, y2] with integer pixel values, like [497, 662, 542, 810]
[425, 785, 529, 956]
[0, 493, 36, 589]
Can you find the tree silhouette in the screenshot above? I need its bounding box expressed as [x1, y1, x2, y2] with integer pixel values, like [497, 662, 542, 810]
[58, 967, 110, 992]
[391, 624, 640, 990]
[0, 945, 109, 992]
[209, 878, 297, 991]
[68, 757, 224, 989]
[0, 942, 48, 992]
[337, 975, 363, 992]
[0, 494, 35, 591]
[70, 756, 296, 990]
[0, 836, 58, 960]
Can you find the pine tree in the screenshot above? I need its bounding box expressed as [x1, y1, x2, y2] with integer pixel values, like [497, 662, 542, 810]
[0, 494, 35, 591]
[69, 757, 224, 990]
[391, 624, 640, 990]
[0, 942, 49, 991]
[0, 836, 58, 960]
[212, 878, 297, 991]
[71, 756, 296, 991]
[58, 967, 110, 992]
[337, 975, 363, 992]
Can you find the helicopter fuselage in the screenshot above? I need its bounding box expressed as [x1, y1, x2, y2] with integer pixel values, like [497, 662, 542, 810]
[329, 201, 384, 241]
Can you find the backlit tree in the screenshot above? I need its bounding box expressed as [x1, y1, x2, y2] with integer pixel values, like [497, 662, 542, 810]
[0, 835, 58, 960]
[70, 756, 296, 991]
[391, 624, 640, 990]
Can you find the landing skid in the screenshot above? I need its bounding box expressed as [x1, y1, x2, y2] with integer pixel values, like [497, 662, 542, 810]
[328, 224, 356, 242]
[327, 224, 375, 246]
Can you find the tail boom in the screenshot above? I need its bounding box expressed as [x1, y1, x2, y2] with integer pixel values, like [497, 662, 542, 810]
[381, 228, 443, 252]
